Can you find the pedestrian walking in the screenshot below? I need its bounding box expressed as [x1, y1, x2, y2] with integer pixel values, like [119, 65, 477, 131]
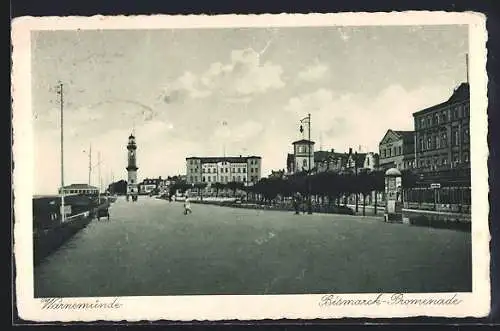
[184, 195, 192, 215]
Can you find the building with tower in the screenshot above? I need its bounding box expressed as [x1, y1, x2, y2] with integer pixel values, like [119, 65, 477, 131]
[289, 139, 315, 174]
[126, 133, 139, 201]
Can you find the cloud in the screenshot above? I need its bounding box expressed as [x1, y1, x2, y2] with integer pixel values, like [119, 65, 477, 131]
[298, 62, 329, 82]
[285, 85, 451, 153]
[213, 120, 264, 142]
[162, 47, 285, 104]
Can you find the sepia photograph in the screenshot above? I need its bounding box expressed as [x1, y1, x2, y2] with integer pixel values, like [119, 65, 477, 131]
[12, 12, 489, 321]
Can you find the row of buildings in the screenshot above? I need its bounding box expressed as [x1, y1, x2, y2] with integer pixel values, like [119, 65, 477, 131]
[284, 82, 470, 178]
[378, 82, 470, 174]
[281, 82, 471, 211]
[116, 81, 470, 210]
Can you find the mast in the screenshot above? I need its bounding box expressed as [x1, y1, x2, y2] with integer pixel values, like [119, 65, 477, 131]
[98, 151, 101, 202]
[466, 53, 469, 84]
[58, 82, 65, 223]
[88, 143, 92, 185]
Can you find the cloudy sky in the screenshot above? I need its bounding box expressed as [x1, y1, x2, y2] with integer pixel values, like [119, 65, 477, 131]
[32, 25, 468, 194]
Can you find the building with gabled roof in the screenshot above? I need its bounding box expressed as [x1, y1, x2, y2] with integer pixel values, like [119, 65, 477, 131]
[379, 129, 416, 170]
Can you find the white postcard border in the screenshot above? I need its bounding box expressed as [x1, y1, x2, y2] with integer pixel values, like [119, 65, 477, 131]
[12, 12, 490, 321]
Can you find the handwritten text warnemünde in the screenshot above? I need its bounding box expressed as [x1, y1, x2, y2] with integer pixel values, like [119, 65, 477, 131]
[319, 293, 462, 307]
[41, 298, 122, 310]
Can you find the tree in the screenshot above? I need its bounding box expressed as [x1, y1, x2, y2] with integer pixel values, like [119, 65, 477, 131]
[370, 170, 385, 215]
[212, 182, 225, 198]
[357, 171, 374, 216]
[108, 180, 127, 195]
[226, 181, 244, 197]
[194, 182, 208, 200]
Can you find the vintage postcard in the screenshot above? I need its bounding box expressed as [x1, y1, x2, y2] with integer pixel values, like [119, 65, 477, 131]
[12, 12, 490, 322]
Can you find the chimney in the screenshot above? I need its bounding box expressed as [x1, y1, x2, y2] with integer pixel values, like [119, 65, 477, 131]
[349, 147, 352, 155]
[331, 148, 334, 153]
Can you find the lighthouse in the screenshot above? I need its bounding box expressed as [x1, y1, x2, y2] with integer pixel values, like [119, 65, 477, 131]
[126, 133, 139, 201]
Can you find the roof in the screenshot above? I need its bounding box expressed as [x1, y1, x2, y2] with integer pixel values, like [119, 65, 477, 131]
[393, 130, 415, 143]
[350, 152, 367, 161]
[61, 184, 99, 190]
[292, 139, 315, 145]
[385, 168, 402, 176]
[313, 150, 347, 162]
[413, 82, 469, 117]
[380, 129, 414, 145]
[186, 156, 261, 163]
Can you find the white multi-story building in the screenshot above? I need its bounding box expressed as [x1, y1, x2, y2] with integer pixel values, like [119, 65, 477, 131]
[186, 156, 262, 186]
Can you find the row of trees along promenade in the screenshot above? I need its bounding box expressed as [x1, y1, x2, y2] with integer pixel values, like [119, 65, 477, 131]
[169, 169, 420, 216]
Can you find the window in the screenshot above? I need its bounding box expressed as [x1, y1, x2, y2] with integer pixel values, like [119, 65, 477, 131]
[427, 116, 431, 127]
[189, 176, 193, 182]
[303, 159, 308, 168]
[453, 129, 459, 146]
[441, 132, 448, 147]
[463, 153, 469, 163]
[442, 158, 448, 165]
[194, 176, 198, 182]
[463, 128, 469, 143]
[366, 158, 370, 166]
[208, 176, 211, 182]
[419, 138, 424, 151]
[427, 137, 432, 149]
[435, 135, 440, 149]
[434, 114, 439, 125]
[420, 118, 425, 128]
[382, 149, 386, 158]
[398, 146, 402, 155]
[250, 168, 254, 173]
[393, 147, 397, 156]
[441, 111, 447, 123]
[202, 176, 206, 182]
[238, 168, 241, 173]
[243, 168, 246, 173]
[237, 176, 241, 182]
[388, 148, 392, 157]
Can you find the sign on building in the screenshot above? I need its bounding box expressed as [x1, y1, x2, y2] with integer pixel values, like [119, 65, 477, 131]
[430, 183, 441, 189]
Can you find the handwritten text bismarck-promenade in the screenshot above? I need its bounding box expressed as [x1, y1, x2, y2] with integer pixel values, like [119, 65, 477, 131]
[319, 293, 463, 307]
[41, 298, 122, 310]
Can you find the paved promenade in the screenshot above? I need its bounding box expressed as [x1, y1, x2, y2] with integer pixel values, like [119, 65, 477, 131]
[34, 196, 472, 297]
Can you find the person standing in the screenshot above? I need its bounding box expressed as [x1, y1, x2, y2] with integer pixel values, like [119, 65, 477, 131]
[293, 192, 300, 215]
[184, 194, 192, 215]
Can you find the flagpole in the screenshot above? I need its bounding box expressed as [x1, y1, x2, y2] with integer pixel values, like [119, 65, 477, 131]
[307, 113, 312, 214]
[466, 53, 469, 83]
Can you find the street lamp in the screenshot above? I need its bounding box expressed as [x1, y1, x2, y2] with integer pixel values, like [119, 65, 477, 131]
[300, 113, 313, 214]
